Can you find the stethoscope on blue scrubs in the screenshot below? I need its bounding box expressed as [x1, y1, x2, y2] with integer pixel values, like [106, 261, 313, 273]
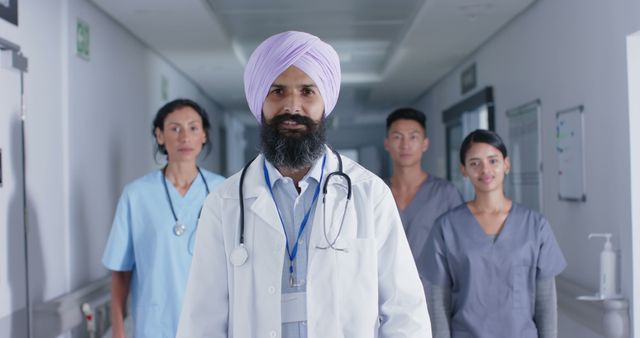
[229, 147, 352, 267]
[161, 166, 210, 255]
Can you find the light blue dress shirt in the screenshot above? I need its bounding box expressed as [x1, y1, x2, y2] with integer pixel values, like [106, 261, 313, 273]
[264, 156, 325, 338]
[102, 169, 225, 338]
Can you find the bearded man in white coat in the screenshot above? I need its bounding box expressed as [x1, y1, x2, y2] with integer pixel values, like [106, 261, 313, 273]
[177, 30, 431, 338]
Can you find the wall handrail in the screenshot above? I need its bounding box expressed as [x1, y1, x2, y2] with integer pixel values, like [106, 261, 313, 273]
[33, 275, 111, 338]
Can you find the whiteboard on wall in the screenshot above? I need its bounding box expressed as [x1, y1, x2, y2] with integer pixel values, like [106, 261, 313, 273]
[506, 100, 542, 212]
[556, 105, 586, 201]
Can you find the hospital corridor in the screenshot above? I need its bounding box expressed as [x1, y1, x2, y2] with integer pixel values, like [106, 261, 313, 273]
[1, 0, 640, 337]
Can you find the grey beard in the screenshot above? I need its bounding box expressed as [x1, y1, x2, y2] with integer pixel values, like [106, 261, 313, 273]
[260, 114, 326, 171]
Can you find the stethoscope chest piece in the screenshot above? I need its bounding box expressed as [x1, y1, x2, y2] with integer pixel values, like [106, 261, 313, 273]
[173, 223, 186, 236]
[230, 245, 248, 266]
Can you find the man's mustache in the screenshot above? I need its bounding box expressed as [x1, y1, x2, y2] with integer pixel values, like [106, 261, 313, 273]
[269, 113, 317, 128]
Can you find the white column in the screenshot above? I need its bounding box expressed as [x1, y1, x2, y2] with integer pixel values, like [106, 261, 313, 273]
[626, 31, 640, 338]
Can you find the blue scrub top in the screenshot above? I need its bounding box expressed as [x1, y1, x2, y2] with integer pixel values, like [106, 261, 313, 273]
[102, 169, 224, 338]
[422, 202, 566, 338]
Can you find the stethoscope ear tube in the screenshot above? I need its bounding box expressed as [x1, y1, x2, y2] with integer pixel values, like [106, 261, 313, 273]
[238, 156, 257, 246]
[323, 172, 352, 200]
[323, 147, 352, 200]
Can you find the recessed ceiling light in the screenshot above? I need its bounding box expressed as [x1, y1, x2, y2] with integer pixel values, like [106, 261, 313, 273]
[457, 3, 494, 20]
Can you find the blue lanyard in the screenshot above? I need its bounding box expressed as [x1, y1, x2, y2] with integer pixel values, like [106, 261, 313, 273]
[263, 155, 326, 279]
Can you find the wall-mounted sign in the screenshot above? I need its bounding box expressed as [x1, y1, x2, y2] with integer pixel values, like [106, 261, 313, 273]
[0, 0, 18, 25]
[161, 75, 169, 100]
[77, 19, 90, 61]
[461, 63, 476, 95]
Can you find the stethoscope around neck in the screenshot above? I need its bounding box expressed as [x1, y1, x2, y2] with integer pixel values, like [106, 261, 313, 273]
[161, 165, 210, 255]
[229, 148, 352, 267]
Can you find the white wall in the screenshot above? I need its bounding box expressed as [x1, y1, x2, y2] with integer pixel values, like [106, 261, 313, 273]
[414, 0, 640, 336]
[0, 0, 224, 336]
[66, 0, 224, 290]
[0, 3, 68, 337]
[0, 46, 29, 338]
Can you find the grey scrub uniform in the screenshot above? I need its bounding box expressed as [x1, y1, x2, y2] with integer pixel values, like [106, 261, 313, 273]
[388, 174, 463, 263]
[422, 202, 566, 338]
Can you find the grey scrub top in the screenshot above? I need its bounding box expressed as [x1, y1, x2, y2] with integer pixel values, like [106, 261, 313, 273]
[387, 174, 463, 263]
[422, 202, 567, 338]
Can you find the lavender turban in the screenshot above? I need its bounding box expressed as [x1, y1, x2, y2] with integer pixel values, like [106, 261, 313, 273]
[243, 31, 341, 122]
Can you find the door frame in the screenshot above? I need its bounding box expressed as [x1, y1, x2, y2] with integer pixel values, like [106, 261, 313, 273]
[0, 36, 30, 338]
[627, 30, 640, 338]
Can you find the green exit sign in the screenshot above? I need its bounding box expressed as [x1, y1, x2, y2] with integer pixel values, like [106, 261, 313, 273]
[77, 19, 90, 60]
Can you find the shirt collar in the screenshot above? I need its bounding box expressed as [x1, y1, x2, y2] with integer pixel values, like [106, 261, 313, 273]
[263, 151, 326, 189]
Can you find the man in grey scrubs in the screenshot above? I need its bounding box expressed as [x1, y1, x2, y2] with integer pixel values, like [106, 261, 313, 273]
[384, 107, 463, 290]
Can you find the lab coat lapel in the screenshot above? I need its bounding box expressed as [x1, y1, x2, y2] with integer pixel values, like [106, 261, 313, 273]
[248, 189, 283, 234]
[308, 150, 353, 270]
[232, 168, 285, 338]
[309, 150, 342, 252]
[308, 183, 349, 251]
[307, 151, 350, 337]
[243, 155, 284, 235]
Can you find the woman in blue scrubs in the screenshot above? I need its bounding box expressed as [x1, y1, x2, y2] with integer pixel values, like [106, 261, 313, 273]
[102, 99, 225, 338]
[422, 129, 566, 338]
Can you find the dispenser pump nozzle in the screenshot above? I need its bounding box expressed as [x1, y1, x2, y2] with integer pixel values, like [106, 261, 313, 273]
[589, 233, 613, 249]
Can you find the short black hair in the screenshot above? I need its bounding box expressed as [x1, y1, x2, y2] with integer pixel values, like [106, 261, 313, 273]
[386, 107, 426, 134]
[152, 98, 212, 159]
[459, 129, 508, 164]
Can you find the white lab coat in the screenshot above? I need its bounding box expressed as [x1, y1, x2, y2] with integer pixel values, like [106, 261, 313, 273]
[177, 148, 431, 338]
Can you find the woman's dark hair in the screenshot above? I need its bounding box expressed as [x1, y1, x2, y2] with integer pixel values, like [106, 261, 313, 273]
[386, 107, 426, 134]
[152, 98, 212, 159]
[459, 129, 508, 164]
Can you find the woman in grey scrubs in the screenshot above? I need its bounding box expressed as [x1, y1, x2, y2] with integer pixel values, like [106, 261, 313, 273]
[421, 129, 566, 338]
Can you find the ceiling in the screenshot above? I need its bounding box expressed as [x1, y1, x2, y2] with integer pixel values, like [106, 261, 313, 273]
[90, 0, 535, 118]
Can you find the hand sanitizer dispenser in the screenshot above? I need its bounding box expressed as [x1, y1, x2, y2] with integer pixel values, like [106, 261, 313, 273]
[589, 233, 617, 299]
